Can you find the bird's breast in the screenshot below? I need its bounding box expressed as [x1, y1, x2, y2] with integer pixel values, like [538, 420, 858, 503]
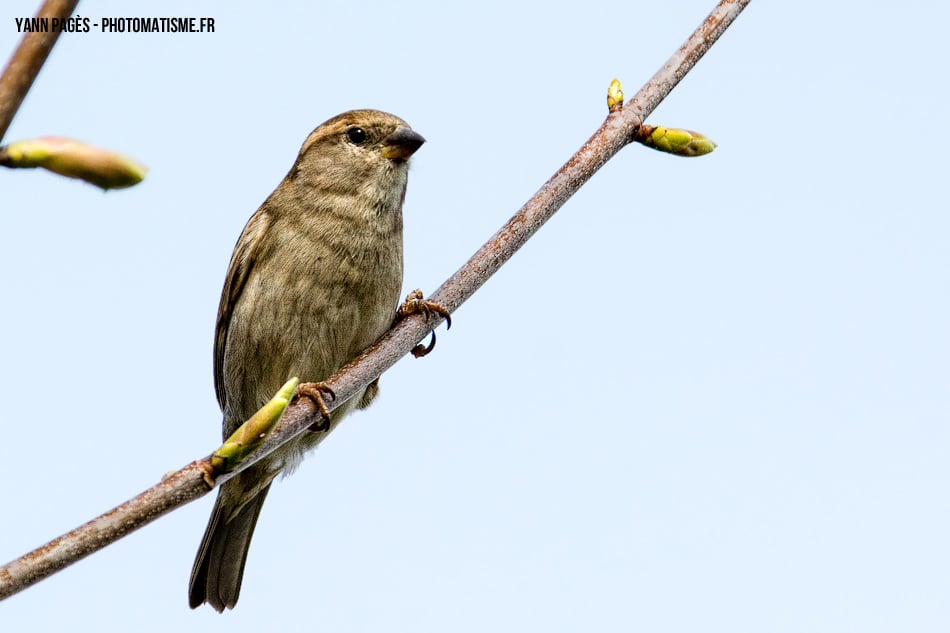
[223, 208, 403, 424]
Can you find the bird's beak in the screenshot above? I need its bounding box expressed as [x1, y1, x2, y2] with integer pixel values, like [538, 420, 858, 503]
[381, 126, 425, 160]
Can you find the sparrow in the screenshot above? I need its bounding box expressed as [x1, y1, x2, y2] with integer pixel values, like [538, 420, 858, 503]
[189, 109, 425, 612]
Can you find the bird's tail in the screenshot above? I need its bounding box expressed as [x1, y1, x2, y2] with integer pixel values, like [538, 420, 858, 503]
[188, 481, 271, 611]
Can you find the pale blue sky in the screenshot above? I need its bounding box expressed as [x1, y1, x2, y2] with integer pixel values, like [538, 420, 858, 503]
[2, 1, 948, 631]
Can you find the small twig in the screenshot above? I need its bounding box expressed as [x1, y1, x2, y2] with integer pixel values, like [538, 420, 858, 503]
[0, 0, 79, 141]
[0, 0, 750, 602]
[0, 461, 213, 598]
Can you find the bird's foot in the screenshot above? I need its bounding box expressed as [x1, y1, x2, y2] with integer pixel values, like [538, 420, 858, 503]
[396, 289, 452, 358]
[397, 289, 452, 327]
[296, 381, 336, 432]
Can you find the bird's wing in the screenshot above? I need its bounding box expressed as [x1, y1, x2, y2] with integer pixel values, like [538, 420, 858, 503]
[214, 209, 272, 412]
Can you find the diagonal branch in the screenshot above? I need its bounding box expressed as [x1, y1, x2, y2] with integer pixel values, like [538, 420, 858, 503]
[0, 0, 80, 141]
[0, 0, 751, 602]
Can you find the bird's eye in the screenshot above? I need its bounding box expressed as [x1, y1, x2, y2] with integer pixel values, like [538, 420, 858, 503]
[346, 127, 367, 145]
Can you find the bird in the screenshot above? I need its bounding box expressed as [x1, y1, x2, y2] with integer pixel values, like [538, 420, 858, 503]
[189, 109, 426, 612]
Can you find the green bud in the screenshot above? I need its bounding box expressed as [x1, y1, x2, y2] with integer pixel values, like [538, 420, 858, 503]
[0, 136, 147, 189]
[607, 78, 624, 110]
[211, 377, 300, 474]
[636, 125, 717, 157]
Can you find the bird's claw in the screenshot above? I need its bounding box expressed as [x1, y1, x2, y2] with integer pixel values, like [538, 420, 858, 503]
[411, 332, 437, 358]
[397, 289, 452, 328]
[396, 289, 452, 358]
[296, 381, 336, 432]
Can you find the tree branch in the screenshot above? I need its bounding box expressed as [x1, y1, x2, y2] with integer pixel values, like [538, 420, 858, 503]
[0, 0, 751, 602]
[0, 0, 79, 141]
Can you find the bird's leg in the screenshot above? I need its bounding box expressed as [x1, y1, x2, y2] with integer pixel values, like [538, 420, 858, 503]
[396, 289, 452, 358]
[296, 382, 336, 432]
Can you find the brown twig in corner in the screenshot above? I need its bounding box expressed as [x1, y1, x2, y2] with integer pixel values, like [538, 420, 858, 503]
[0, 0, 79, 141]
[0, 0, 750, 602]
